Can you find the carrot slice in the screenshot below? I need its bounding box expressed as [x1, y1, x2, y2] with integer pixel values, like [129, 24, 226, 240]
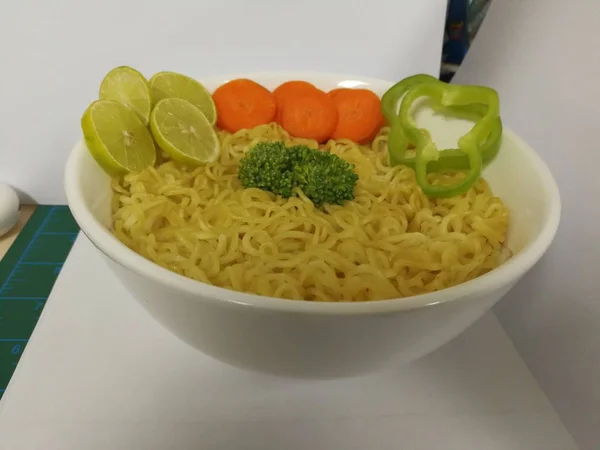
[327, 88, 348, 101]
[273, 81, 320, 123]
[328, 88, 384, 144]
[213, 79, 276, 132]
[280, 91, 338, 143]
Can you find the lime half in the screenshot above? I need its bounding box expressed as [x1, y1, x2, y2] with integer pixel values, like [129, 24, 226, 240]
[149, 71, 217, 125]
[99, 66, 151, 124]
[81, 100, 156, 176]
[150, 98, 220, 165]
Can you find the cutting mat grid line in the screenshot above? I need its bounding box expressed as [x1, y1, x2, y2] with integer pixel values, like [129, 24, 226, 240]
[0, 206, 79, 401]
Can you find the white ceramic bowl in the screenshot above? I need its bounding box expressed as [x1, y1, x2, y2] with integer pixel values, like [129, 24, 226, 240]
[65, 72, 561, 379]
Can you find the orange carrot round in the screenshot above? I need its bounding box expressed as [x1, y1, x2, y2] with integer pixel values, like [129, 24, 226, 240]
[280, 91, 338, 143]
[273, 81, 320, 122]
[328, 88, 384, 144]
[274, 81, 319, 107]
[213, 79, 276, 133]
[327, 88, 348, 101]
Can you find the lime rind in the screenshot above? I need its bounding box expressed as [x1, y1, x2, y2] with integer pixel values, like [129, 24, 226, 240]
[149, 71, 217, 126]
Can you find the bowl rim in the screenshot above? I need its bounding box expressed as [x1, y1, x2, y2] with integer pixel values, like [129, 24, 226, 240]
[65, 71, 562, 316]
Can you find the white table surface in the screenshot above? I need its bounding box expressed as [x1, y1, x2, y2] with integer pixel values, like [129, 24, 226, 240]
[0, 237, 579, 450]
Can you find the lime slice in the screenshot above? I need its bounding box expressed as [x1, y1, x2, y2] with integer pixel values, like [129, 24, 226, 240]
[99, 66, 151, 124]
[149, 71, 217, 125]
[150, 98, 220, 165]
[81, 100, 156, 176]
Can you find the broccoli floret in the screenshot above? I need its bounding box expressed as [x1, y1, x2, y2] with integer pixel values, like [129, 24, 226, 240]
[289, 145, 358, 206]
[238, 142, 295, 198]
[237, 141, 359, 207]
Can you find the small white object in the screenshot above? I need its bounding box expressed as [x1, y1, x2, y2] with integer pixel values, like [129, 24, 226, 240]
[0, 182, 20, 237]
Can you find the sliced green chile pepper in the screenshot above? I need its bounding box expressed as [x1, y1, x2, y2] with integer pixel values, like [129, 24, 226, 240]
[398, 82, 501, 198]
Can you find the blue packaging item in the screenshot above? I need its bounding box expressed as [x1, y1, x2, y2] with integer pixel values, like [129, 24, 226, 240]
[442, 0, 469, 66]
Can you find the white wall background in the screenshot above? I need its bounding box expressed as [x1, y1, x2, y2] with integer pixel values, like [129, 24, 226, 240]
[453, 0, 600, 448]
[0, 0, 446, 204]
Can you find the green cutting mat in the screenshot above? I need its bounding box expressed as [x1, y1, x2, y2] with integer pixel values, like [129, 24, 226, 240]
[0, 206, 79, 401]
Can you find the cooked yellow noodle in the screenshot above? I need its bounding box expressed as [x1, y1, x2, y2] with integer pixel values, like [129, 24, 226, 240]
[111, 123, 510, 301]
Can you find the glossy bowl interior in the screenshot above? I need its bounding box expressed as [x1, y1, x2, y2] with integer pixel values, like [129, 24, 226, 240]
[64, 72, 561, 378]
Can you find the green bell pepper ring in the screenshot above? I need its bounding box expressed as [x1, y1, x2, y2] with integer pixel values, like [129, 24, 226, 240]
[389, 111, 502, 172]
[398, 82, 500, 198]
[382, 75, 503, 172]
[423, 110, 503, 172]
[381, 74, 439, 166]
[381, 74, 439, 124]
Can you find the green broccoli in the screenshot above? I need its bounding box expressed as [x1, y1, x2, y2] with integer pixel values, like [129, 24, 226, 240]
[237, 141, 295, 198]
[237, 141, 359, 207]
